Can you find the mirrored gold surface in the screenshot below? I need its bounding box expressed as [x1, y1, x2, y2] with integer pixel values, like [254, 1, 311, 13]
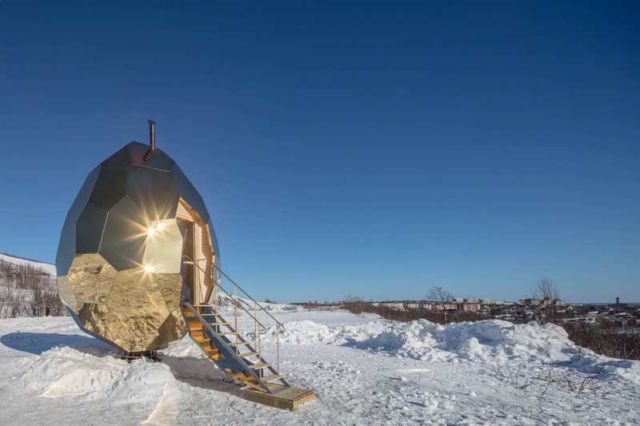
[56, 142, 218, 352]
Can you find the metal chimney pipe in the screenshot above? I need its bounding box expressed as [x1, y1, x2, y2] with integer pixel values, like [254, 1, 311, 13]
[149, 120, 156, 150]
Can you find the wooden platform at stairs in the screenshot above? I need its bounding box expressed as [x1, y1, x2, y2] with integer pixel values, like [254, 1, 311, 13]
[182, 304, 315, 410]
[244, 386, 316, 411]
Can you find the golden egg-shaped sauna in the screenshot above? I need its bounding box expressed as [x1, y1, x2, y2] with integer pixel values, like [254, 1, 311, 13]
[56, 122, 218, 354]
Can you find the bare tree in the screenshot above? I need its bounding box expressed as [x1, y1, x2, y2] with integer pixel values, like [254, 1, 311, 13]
[428, 286, 454, 302]
[536, 277, 560, 300]
[343, 294, 364, 303]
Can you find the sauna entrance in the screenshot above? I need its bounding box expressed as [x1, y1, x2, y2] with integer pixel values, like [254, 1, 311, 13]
[177, 199, 215, 306]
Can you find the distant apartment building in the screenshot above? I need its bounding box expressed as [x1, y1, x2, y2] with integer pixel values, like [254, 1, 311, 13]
[421, 303, 435, 311]
[381, 302, 405, 310]
[457, 301, 480, 313]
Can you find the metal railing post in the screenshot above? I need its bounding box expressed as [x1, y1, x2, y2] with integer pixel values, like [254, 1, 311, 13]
[234, 285, 239, 351]
[254, 300, 258, 352]
[258, 324, 261, 355]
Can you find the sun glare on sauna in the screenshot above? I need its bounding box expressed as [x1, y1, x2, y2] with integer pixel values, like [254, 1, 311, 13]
[143, 264, 155, 274]
[146, 221, 168, 238]
[147, 226, 157, 237]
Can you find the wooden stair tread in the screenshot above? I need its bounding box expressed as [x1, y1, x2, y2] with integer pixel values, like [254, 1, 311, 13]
[250, 362, 270, 369]
[183, 311, 220, 317]
[239, 351, 258, 358]
[262, 374, 284, 382]
[208, 353, 222, 360]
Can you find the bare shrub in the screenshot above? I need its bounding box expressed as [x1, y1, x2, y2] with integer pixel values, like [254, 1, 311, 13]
[491, 365, 600, 396]
[0, 259, 65, 318]
[563, 322, 640, 361]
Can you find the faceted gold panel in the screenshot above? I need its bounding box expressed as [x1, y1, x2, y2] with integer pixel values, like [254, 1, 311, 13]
[152, 273, 187, 346]
[142, 219, 183, 274]
[126, 167, 179, 221]
[154, 272, 184, 312]
[64, 253, 117, 306]
[89, 168, 128, 210]
[153, 311, 187, 348]
[56, 276, 80, 312]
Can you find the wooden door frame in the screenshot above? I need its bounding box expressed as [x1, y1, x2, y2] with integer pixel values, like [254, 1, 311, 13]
[177, 198, 215, 305]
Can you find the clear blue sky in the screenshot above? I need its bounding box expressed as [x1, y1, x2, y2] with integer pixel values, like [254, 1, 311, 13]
[1, 1, 638, 303]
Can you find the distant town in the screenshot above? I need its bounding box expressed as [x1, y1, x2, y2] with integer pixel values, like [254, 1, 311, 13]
[297, 296, 640, 329]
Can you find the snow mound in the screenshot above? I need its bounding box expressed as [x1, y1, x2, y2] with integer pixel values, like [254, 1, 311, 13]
[276, 320, 336, 344]
[431, 320, 573, 364]
[267, 319, 640, 379]
[18, 346, 177, 401]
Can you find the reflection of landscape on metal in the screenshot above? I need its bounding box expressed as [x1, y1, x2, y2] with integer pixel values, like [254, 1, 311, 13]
[55, 141, 218, 352]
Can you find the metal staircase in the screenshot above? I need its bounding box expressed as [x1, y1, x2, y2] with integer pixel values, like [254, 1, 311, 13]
[181, 259, 314, 410]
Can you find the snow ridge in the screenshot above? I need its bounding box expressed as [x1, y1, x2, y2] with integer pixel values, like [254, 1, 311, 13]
[263, 318, 640, 381]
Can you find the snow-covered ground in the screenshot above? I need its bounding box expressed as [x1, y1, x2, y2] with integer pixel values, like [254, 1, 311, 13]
[1, 308, 639, 425]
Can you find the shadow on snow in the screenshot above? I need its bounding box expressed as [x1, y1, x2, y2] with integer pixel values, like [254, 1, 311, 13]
[0, 331, 113, 356]
[162, 355, 244, 396]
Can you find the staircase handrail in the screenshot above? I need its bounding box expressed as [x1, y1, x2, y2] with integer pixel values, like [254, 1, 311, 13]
[213, 264, 286, 333]
[214, 281, 269, 334]
[182, 255, 281, 334]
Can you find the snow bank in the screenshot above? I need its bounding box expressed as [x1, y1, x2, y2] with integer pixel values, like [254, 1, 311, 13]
[265, 319, 640, 380]
[266, 319, 573, 362]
